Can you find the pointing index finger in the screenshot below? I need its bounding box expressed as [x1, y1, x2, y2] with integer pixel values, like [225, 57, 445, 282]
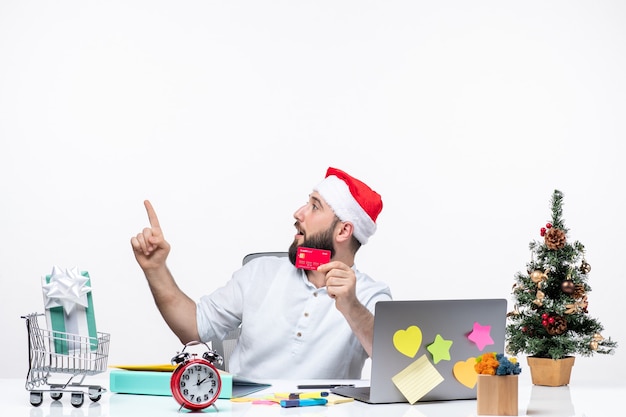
[144, 200, 161, 229]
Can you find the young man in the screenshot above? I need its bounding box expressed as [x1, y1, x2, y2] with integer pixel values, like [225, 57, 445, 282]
[131, 167, 391, 379]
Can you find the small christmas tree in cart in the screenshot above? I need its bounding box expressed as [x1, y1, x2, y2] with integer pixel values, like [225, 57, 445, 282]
[506, 190, 617, 386]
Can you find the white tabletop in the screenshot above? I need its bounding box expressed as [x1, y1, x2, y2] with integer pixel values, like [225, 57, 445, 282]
[1, 371, 623, 417]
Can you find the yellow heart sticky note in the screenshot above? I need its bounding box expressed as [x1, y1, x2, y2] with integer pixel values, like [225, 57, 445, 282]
[453, 357, 478, 389]
[393, 326, 422, 358]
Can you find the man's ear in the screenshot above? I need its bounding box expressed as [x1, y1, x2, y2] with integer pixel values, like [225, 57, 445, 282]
[335, 221, 354, 244]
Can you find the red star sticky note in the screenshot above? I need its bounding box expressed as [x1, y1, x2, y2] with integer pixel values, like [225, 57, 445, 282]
[467, 322, 494, 351]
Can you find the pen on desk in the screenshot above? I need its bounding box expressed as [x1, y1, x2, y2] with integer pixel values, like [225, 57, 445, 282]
[296, 383, 355, 389]
[280, 398, 328, 408]
[274, 391, 328, 399]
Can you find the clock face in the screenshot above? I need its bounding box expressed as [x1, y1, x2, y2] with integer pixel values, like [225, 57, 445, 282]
[172, 360, 221, 409]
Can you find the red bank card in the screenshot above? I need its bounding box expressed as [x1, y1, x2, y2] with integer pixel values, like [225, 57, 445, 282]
[296, 247, 331, 270]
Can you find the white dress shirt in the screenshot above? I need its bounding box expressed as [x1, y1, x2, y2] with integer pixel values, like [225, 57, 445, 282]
[196, 255, 392, 379]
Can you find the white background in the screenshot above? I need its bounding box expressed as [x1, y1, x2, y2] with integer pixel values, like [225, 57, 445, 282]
[1, 1, 624, 383]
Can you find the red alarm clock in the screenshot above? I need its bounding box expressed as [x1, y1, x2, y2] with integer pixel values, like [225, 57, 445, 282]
[170, 341, 223, 411]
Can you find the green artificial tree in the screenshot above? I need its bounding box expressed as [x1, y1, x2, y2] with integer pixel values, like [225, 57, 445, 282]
[506, 190, 617, 360]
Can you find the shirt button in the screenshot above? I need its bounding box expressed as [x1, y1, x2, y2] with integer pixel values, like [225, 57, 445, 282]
[313, 292, 318, 297]
[304, 312, 309, 317]
[296, 332, 302, 337]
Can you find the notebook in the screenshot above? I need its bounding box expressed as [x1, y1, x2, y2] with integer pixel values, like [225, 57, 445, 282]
[332, 298, 507, 404]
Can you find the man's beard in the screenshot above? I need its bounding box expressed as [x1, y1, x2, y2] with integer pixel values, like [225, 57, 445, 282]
[288, 219, 338, 266]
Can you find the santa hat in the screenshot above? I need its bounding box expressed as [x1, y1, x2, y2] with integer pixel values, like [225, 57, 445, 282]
[314, 167, 382, 244]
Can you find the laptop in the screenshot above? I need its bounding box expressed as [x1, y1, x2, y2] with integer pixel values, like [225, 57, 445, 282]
[332, 298, 507, 404]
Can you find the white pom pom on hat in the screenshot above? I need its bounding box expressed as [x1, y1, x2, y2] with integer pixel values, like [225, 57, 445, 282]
[313, 167, 382, 244]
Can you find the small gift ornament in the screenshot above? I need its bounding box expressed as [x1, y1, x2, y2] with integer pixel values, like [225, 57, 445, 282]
[475, 353, 521, 416]
[42, 266, 98, 354]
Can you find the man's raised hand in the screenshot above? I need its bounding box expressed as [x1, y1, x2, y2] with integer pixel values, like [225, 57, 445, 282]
[130, 200, 171, 271]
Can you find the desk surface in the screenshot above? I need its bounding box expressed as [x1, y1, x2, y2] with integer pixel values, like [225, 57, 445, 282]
[1, 371, 622, 417]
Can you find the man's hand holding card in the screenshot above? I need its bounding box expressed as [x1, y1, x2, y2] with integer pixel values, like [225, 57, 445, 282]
[295, 247, 331, 270]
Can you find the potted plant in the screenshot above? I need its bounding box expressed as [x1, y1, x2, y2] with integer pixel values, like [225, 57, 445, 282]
[475, 352, 522, 416]
[505, 190, 617, 386]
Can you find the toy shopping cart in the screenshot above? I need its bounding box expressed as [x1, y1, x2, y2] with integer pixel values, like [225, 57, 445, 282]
[22, 313, 111, 407]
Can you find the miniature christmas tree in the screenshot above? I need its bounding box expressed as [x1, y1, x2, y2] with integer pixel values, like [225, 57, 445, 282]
[506, 190, 617, 359]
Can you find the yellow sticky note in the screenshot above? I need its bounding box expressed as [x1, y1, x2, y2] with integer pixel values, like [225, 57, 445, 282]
[391, 354, 444, 404]
[393, 325, 423, 358]
[110, 364, 177, 372]
[325, 394, 354, 405]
